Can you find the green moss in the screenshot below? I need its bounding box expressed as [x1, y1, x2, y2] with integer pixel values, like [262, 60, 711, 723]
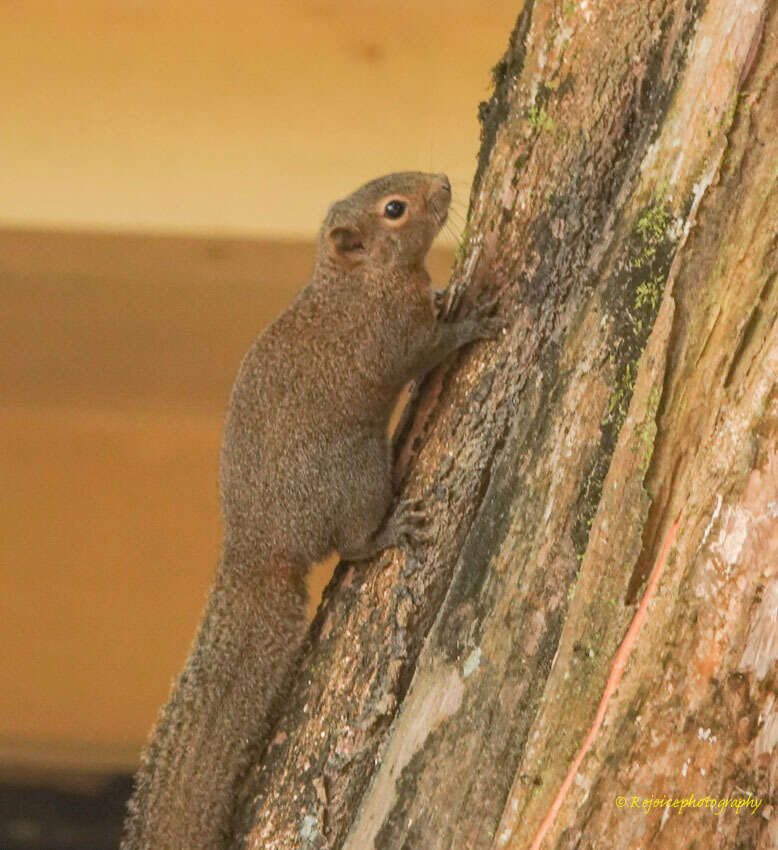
[528, 104, 555, 132]
[720, 91, 739, 132]
[572, 198, 676, 557]
[566, 579, 578, 603]
[635, 203, 671, 242]
[633, 384, 661, 475]
[635, 272, 663, 312]
[602, 200, 671, 433]
[603, 359, 636, 432]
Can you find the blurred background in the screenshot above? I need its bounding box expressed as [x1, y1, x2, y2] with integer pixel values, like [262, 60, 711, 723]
[1, 1, 517, 846]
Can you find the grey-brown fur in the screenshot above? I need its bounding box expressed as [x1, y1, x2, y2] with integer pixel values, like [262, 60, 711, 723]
[121, 172, 501, 849]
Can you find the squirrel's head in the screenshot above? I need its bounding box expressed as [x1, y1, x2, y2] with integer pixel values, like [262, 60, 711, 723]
[319, 172, 451, 273]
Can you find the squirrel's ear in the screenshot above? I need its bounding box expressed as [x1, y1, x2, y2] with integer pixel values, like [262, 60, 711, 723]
[327, 225, 365, 263]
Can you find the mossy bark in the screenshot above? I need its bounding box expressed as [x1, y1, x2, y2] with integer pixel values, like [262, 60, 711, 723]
[235, 1, 778, 848]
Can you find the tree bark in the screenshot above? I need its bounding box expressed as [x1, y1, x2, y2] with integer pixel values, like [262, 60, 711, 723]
[234, 1, 778, 847]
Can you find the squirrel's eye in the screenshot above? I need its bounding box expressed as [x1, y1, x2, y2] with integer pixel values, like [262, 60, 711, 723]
[383, 200, 406, 219]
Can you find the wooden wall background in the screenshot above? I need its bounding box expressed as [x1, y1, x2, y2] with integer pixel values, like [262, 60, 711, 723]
[0, 0, 518, 777]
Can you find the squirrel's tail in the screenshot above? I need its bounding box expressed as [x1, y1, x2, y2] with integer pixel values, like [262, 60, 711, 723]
[121, 558, 308, 850]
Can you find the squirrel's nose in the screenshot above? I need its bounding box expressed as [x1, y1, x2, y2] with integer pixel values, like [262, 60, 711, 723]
[435, 174, 451, 195]
[428, 174, 451, 226]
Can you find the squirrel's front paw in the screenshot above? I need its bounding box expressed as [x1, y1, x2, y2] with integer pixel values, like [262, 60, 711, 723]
[472, 312, 507, 340]
[454, 295, 508, 342]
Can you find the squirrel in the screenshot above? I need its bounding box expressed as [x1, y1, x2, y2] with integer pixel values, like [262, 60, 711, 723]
[121, 172, 502, 849]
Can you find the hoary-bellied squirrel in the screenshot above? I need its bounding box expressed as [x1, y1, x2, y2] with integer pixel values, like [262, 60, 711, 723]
[122, 172, 502, 849]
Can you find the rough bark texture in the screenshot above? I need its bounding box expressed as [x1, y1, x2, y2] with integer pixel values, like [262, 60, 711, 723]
[234, 1, 778, 847]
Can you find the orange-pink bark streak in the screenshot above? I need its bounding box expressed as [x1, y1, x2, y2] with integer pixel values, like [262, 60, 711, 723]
[527, 515, 682, 850]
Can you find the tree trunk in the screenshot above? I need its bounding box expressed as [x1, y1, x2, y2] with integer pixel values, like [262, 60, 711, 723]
[234, 1, 778, 847]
